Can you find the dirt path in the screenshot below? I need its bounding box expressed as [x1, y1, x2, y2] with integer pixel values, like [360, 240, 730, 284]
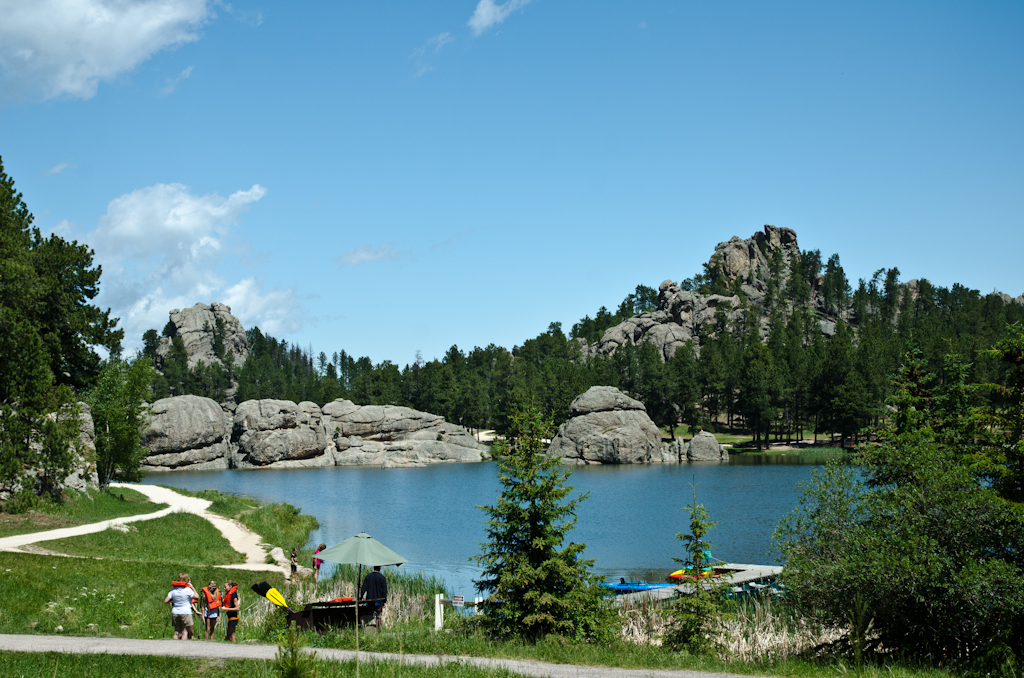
[0, 633, 758, 678]
[0, 484, 284, 574]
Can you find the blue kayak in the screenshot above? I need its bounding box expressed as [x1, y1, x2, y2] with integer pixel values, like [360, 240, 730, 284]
[600, 581, 674, 594]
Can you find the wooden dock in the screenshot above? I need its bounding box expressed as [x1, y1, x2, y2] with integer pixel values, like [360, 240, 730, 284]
[615, 563, 782, 605]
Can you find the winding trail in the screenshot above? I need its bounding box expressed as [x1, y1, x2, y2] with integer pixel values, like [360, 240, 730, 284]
[0, 483, 285, 574]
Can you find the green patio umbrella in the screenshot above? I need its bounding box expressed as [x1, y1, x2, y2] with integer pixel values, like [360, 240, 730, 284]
[317, 532, 407, 591]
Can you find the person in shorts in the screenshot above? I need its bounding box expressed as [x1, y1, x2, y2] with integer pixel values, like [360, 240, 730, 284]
[201, 580, 222, 640]
[164, 574, 199, 640]
[290, 548, 298, 583]
[222, 580, 240, 642]
[312, 543, 326, 583]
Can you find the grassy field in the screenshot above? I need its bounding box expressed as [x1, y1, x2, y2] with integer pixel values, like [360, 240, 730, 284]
[0, 550, 285, 640]
[0, 651, 523, 678]
[0, 487, 167, 538]
[41, 512, 245, 565]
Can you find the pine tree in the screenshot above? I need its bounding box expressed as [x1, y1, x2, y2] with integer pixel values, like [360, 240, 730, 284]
[472, 407, 609, 641]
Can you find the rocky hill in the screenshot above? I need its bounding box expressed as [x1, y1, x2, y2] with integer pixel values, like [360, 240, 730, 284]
[155, 302, 249, 370]
[586, 224, 1022, 361]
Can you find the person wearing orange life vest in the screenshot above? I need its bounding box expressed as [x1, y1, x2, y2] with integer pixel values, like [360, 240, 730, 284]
[164, 573, 200, 640]
[201, 581, 222, 640]
[222, 580, 240, 642]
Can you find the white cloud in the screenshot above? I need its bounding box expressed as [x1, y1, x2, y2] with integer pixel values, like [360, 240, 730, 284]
[224, 278, 303, 336]
[0, 0, 210, 100]
[47, 162, 69, 175]
[468, 0, 533, 36]
[90, 181, 281, 344]
[160, 65, 194, 95]
[411, 32, 454, 77]
[335, 243, 400, 267]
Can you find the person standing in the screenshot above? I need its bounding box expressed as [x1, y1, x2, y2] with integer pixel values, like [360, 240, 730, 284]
[359, 565, 388, 627]
[312, 543, 326, 584]
[164, 574, 199, 640]
[290, 548, 298, 584]
[222, 580, 240, 642]
[200, 581, 222, 640]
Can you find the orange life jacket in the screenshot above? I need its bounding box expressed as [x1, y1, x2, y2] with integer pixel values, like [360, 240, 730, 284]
[223, 586, 239, 621]
[202, 587, 222, 609]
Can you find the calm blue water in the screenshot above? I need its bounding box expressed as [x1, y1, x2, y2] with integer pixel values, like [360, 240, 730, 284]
[142, 455, 830, 596]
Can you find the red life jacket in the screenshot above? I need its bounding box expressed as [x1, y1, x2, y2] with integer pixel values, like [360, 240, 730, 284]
[224, 586, 239, 621]
[202, 587, 222, 609]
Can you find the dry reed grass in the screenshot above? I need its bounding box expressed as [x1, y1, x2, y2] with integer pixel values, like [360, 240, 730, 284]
[616, 593, 845, 661]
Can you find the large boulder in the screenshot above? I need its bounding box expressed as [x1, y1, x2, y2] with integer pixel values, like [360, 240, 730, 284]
[232, 400, 328, 467]
[156, 302, 249, 370]
[323, 399, 489, 468]
[687, 430, 728, 461]
[63, 402, 99, 491]
[547, 386, 662, 464]
[142, 395, 231, 472]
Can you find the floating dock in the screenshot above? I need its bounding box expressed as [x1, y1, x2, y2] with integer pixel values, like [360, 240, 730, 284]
[615, 563, 782, 605]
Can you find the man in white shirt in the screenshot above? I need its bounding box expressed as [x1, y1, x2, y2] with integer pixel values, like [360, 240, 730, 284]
[164, 573, 200, 640]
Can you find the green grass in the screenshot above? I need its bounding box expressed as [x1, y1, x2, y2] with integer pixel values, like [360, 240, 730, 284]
[0, 652, 523, 678]
[161, 486, 259, 518]
[40, 512, 245, 566]
[0, 550, 285, 640]
[0, 487, 167, 538]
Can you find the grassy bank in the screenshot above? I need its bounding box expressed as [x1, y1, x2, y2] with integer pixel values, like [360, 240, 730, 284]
[0, 487, 167, 538]
[41, 512, 245, 565]
[163, 486, 320, 565]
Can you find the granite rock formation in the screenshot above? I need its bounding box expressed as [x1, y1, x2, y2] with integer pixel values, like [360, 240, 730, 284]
[686, 430, 729, 461]
[547, 386, 662, 464]
[231, 399, 329, 467]
[142, 395, 232, 472]
[139, 395, 489, 470]
[156, 302, 249, 370]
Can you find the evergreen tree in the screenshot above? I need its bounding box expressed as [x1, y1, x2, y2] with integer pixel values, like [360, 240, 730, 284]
[473, 407, 608, 641]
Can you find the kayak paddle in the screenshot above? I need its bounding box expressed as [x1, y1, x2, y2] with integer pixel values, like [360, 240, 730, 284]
[251, 581, 295, 613]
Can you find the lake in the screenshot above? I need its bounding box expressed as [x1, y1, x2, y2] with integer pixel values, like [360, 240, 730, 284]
[142, 454, 835, 596]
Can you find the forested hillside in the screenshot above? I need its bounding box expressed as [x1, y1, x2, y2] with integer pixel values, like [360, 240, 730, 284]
[150, 227, 1024, 445]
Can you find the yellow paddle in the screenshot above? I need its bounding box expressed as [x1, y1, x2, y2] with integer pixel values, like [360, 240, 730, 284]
[251, 581, 295, 613]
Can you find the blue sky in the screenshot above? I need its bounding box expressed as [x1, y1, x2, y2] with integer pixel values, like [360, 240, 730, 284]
[1, 1, 1021, 365]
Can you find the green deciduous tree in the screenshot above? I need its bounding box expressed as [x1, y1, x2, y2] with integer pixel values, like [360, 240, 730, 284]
[86, 355, 156, 488]
[472, 407, 609, 641]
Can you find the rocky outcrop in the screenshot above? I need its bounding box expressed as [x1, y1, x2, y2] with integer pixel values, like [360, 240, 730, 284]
[231, 399, 328, 467]
[547, 387, 662, 464]
[63, 403, 99, 491]
[686, 430, 728, 461]
[142, 395, 231, 472]
[139, 395, 489, 470]
[590, 225, 806, 360]
[156, 302, 249, 370]
[323, 400, 488, 468]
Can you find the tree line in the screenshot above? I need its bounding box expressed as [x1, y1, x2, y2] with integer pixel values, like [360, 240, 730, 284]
[153, 251, 1024, 446]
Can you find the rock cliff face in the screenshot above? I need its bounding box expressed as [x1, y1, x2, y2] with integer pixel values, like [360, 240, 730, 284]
[547, 387, 663, 464]
[142, 395, 232, 472]
[140, 396, 489, 470]
[156, 302, 249, 370]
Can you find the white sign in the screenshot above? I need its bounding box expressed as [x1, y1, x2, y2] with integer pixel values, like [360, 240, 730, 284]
[452, 595, 464, 607]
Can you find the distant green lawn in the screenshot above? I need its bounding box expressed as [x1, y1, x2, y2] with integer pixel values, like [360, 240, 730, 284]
[0, 487, 167, 538]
